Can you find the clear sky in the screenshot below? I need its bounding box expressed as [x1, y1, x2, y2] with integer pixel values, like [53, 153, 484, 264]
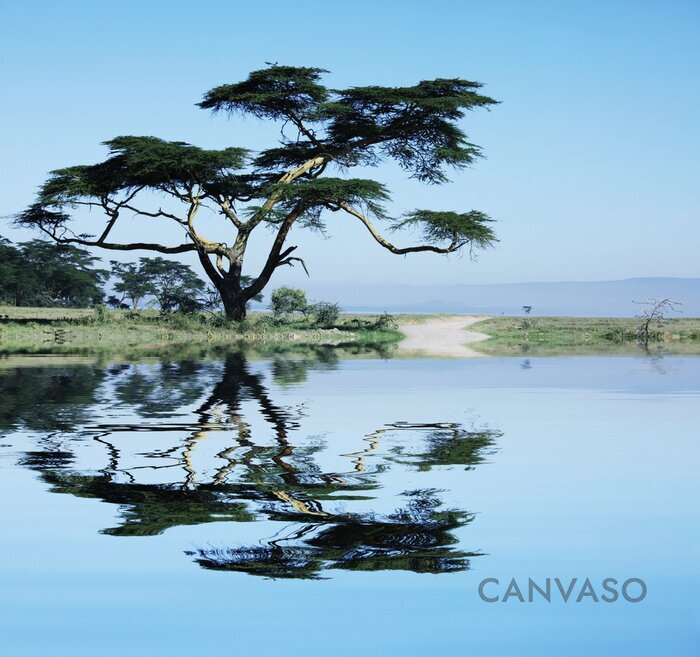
[0, 0, 698, 287]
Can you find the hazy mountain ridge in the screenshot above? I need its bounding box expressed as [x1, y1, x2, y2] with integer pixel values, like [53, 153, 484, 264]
[287, 278, 700, 317]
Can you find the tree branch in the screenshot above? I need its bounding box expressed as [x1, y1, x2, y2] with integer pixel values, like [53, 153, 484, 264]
[244, 208, 303, 298]
[277, 256, 309, 276]
[215, 253, 227, 276]
[39, 226, 197, 254]
[121, 204, 184, 223]
[218, 198, 243, 228]
[194, 246, 224, 286]
[338, 203, 462, 254]
[286, 110, 322, 147]
[246, 156, 326, 230]
[97, 207, 120, 243]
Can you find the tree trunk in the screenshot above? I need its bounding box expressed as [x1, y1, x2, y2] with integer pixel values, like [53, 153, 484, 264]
[220, 286, 248, 321]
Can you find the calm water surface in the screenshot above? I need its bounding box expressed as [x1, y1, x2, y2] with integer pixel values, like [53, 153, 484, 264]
[0, 352, 698, 656]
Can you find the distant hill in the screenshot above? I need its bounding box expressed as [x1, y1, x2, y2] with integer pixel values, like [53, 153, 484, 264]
[274, 278, 700, 317]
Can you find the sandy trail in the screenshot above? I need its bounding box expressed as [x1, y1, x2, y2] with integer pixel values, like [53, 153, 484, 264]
[397, 315, 490, 358]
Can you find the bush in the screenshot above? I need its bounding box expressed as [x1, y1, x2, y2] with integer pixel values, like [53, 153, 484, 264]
[270, 287, 308, 319]
[371, 312, 397, 330]
[311, 301, 340, 327]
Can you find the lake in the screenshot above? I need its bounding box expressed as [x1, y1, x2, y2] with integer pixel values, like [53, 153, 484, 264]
[1, 351, 698, 656]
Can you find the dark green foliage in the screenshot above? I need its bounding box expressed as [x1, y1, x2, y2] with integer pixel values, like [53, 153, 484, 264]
[371, 312, 398, 330]
[390, 425, 501, 471]
[109, 260, 153, 309]
[106, 295, 129, 309]
[0, 236, 106, 307]
[191, 490, 476, 578]
[14, 205, 71, 234]
[274, 177, 390, 227]
[322, 79, 496, 183]
[36, 137, 249, 204]
[139, 257, 206, 312]
[392, 210, 497, 249]
[22, 240, 107, 307]
[201, 65, 497, 185]
[198, 65, 330, 121]
[109, 257, 207, 312]
[0, 237, 24, 305]
[40, 472, 253, 537]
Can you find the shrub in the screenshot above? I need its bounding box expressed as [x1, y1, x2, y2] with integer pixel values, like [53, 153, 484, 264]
[270, 287, 308, 319]
[311, 301, 340, 327]
[371, 312, 397, 330]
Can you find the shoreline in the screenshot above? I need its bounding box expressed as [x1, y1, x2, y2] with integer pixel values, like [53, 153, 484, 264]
[2, 307, 700, 358]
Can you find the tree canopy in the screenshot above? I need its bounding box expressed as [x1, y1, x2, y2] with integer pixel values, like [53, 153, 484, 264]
[16, 64, 499, 319]
[0, 236, 106, 307]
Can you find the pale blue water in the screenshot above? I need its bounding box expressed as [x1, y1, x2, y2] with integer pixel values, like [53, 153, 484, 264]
[0, 354, 698, 656]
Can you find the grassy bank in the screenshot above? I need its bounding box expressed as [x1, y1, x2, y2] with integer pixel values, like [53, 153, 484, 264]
[471, 316, 700, 355]
[0, 306, 403, 357]
[4, 308, 700, 359]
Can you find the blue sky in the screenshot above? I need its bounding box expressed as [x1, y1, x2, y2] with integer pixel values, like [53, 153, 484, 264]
[0, 0, 698, 286]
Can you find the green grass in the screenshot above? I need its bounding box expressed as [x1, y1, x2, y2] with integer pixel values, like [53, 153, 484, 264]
[0, 306, 403, 357]
[471, 316, 700, 356]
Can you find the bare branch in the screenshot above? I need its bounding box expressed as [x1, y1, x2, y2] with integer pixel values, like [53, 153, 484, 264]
[37, 225, 197, 254]
[218, 198, 243, 228]
[277, 256, 309, 276]
[244, 207, 303, 299]
[96, 208, 120, 243]
[121, 204, 184, 223]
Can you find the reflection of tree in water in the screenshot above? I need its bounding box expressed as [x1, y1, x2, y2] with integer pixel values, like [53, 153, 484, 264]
[0, 362, 105, 431]
[188, 489, 477, 579]
[269, 347, 339, 387]
[110, 360, 214, 417]
[7, 351, 500, 579]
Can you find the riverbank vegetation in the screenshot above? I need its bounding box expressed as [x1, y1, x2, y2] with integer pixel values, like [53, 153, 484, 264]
[0, 306, 402, 356]
[4, 307, 700, 359]
[471, 316, 700, 355]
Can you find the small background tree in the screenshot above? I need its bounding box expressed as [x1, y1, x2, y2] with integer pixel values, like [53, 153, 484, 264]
[635, 297, 682, 346]
[520, 304, 534, 330]
[270, 287, 308, 320]
[139, 257, 206, 313]
[110, 260, 153, 310]
[311, 301, 340, 328]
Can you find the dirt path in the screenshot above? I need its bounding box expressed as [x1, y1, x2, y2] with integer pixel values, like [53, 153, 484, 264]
[397, 315, 490, 358]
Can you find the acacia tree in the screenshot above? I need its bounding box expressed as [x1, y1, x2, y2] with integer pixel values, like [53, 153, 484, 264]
[16, 65, 498, 320]
[0, 237, 106, 307]
[140, 257, 206, 312]
[110, 260, 153, 309]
